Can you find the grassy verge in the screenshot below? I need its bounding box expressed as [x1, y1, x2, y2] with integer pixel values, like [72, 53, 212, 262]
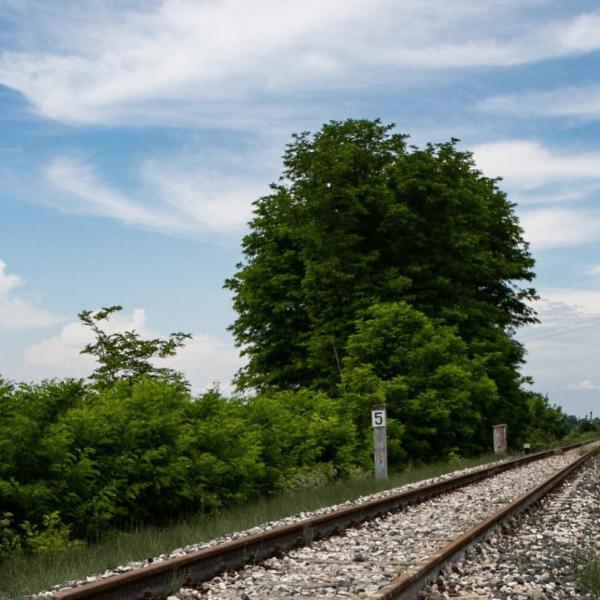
[578, 552, 600, 597]
[563, 431, 600, 446]
[0, 453, 502, 598]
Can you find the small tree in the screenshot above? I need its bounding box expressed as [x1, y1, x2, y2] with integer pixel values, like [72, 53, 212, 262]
[79, 306, 191, 388]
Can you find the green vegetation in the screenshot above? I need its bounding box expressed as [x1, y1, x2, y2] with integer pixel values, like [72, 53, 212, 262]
[226, 120, 537, 444]
[578, 552, 600, 597]
[341, 301, 498, 462]
[0, 375, 364, 559]
[0, 120, 571, 595]
[566, 414, 600, 437]
[0, 452, 499, 598]
[225, 119, 566, 460]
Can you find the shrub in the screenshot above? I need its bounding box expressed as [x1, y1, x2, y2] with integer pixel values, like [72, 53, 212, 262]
[21, 512, 81, 553]
[0, 513, 21, 561]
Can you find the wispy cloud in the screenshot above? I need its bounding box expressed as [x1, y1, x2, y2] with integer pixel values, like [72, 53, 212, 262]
[540, 289, 600, 316]
[471, 140, 600, 250]
[478, 85, 600, 120]
[42, 136, 600, 242]
[46, 158, 185, 232]
[45, 156, 265, 235]
[517, 290, 600, 413]
[506, 187, 600, 207]
[476, 12, 600, 121]
[0, 260, 62, 331]
[3, 2, 600, 126]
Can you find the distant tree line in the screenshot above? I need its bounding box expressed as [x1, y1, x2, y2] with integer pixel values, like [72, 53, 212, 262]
[0, 120, 570, 560]
[565, 413, 600, 435]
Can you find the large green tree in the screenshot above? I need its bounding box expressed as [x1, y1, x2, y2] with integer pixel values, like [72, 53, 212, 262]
[226, 119, 537, 435]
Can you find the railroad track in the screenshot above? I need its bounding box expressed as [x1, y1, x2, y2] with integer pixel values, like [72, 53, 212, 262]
[49, 442, 598, 600]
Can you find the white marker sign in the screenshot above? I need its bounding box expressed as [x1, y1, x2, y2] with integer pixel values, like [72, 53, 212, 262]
[371, 408, 386, 428]
[371, 406, 388, 479]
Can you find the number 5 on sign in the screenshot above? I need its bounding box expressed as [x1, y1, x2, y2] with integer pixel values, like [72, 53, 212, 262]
[371, 405, 388, 479]
[371, 408, 386, 428]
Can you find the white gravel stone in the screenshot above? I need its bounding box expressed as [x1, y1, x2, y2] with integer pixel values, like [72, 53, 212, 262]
[420, 452, 600, 599]
[177, 448, 591, 599]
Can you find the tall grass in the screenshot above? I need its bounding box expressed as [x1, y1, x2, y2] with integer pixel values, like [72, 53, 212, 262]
[580, 552, 600, 597]
[0, 453, 499, 598]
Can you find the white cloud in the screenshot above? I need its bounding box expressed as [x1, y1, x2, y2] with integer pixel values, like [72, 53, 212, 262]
[23, 309, 150, 377]
[0, 260, 62, 331]
[23, 308, 243, 393]
[557, 12, 600, 52]
[140, 159, 261, 233]
[540, 289, 600, 316]
[510, 187, 600, 206]
[0, 260, 21, 296]
[162, 334, 243, 394]
[45, 156, 264, 235]
[477, 14, 600, 122]
[2, 2, 600, 126]
[518, 208, 600, 250]
[23, 308, 147, 377]
[46, 158, 186, 232]
[587, 264, 600, 276]
[23, 321, 96, 378]
[45, 137, 600, 239]
[472, 140, 600, 190]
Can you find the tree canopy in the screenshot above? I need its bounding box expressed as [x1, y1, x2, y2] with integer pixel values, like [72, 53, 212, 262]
[226, 120, 536, 412]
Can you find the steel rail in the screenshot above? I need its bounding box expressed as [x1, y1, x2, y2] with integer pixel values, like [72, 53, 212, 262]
[368, 443, 600, 600]
[50, 442, 591, 600]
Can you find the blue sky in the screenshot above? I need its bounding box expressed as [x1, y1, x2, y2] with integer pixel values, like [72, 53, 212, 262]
[2, 1, 600, 416]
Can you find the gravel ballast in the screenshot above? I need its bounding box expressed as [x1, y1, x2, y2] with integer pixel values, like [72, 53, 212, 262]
[421, 453, 600, 599]
[35, 454, 530, 598]
[36, 447, 596, 599]
[172, 448, 590, 599]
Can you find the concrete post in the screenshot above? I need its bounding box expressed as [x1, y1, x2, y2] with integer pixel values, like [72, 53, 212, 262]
[372, 405, 388, 479]
[493, 424, 507, 454]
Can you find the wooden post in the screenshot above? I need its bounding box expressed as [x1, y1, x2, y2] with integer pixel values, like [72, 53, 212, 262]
[372, 405, 388, 479]
[493, 424, 507, 454]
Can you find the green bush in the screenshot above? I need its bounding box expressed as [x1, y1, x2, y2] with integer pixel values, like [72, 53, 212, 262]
[0, 362, 571, 563]
[341, 302, 497, 465]
[21, 512, 82, 553]
[2, 378, 346, 554]
[0, 513, 21, 561]
[244, 390, 360, 489]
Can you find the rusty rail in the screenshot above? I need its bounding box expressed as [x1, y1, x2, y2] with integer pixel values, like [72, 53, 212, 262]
[51, 442, 592, 600]
[368, 443, 600, 600]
